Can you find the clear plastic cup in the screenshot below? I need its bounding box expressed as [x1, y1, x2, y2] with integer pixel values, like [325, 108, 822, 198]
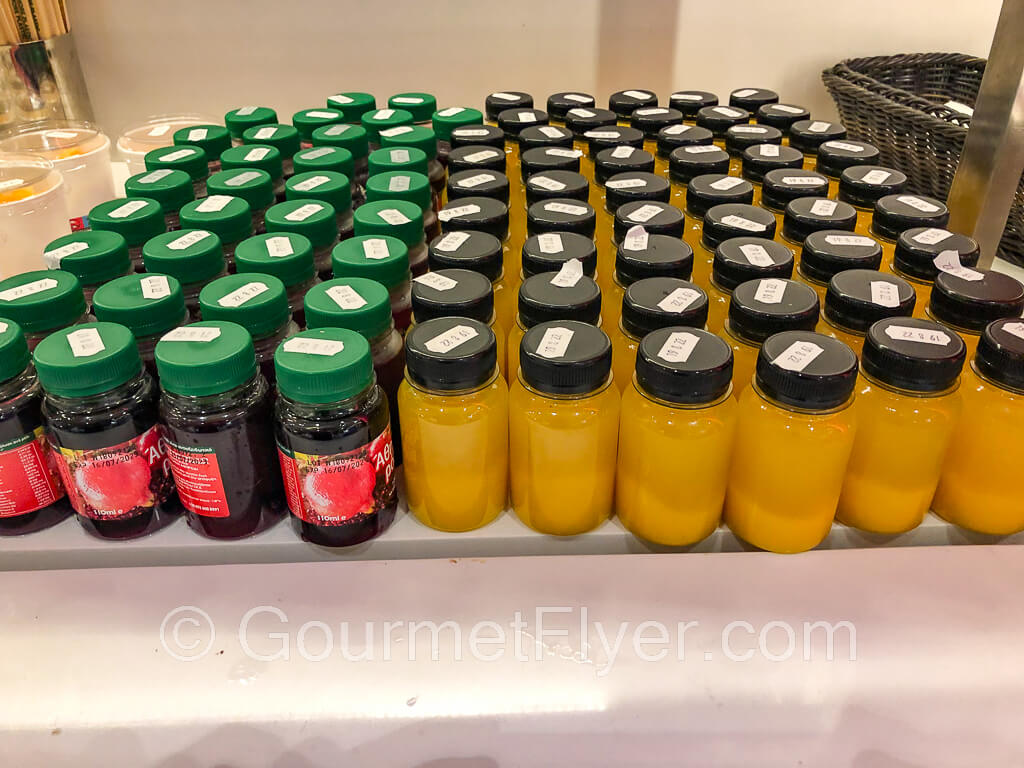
[116, 113, 219, 175]
[0, 153, 70, 276]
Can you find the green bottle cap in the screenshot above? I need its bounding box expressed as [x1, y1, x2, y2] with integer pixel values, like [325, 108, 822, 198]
[311, 123, 369, 159]
[388, 92, 437, 123]
[241, 124, 300, 159]
[142, 230, 226, 284]
[172, 124, 231, 161]
[379, 125, 438, 160]
[43, 231, 131, 287]
[353, 199, 424, 249]
[285, 170, 352, 213]
[91, 273, 187, 338]
[156, 320, 257, 397]
[33, 322, 142, 398]
[364, 171, 431, 211]
[234, 233, 315, 287]
[292, 108, 346, 142]
[361, 107, 414, 143]
[331, 235, 409, 289]
[124, 169, 194, 214]
[264, 199, 337, 248]
[274, 326, 372, 403]
[292, 145, 355, 177]
[88, 197, 166, 247]
[179, 195, 253, 245]
[432, 106, 484, 142]
[219, 143, 284, 181]
[224, 106, 278, 139]
[0, 270, 86, 333]
[198, 273, 291, 338]
[368, 145, 429, 176]
[326, 92, 376, 122]
[304, 277, 392, 338]
[206, 168, 275, 211]
[0, 320, 29, 383]
[144, 144, 209, 181]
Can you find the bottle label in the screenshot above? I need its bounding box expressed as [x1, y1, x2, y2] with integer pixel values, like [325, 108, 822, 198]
[455, 173, 495, 189]
[434, 231, 470, 252]
[822, 141, 863, 153]
[933, 250, 984, 281]
[623, 225, 649, 251]
[378, 126, 412, 139]
[463, 149, 501, 164]
[453, 129, 489, 138]
[67, 328, 105, 357]
[549, 259, 583, 288]
[292, 175, 331, 192]
[627, 204, 663, 223]
[51, 424, 172, 521]
[235, 106, 258, 115]
[372, 109, 395, 120]
[1003, 322, 1024, 340]
[780, 176, 822, 186]
[328, 95, 353, 105]
[536, 326, 574, 359]
[569, 108, 596, 118]
[545, 148, 582, 158]
[539, 126, 566, 139]
[606, 177, 647, 189]
[883, 325, 952, 346]
[324, 124, 351, 136]
[278, 427, 395, 527]
[684, 145, 720, 154]
[611, 146, 634, 159]
[136, 169, 174, 184]
[438, 204, 481, 221]
[672, 93, 701, 101]
[824, 234, 875, 247]
[754, 278, 786, 304]
[634, 108, 667, 116]
[657, 287, 702, 313]
[188, 128, 209, 142]
[585, 131, 618, 140]
[327, 284, 370, 308]
[386, 175, 412, 192]
[897, 195, 941, 213]
[266, 236, 294, 257]
[391, 97, 422, 105]
[530, 175, 566, 192]
[284, 203, 324, 221]
[739, 243, 774, 266]
[759, 144, 780, 158]
[437, 107, 464, 117]
[167, 230, 212, 250]
[163, 327, 222, 342]
[870, 280, 901, 308]
[732, 89, 757, 98]
[196, 195, 233, 213]
[140, 275, 171, 299]
[773, 104, 804, 114]
[157, 149, 196, 163]
[0, 428, 65, 517]
[0, 278, 59, 302]
[245, 147, 272, 161]
[624, 90, 652, 100]
[810, 199, 838, 216]
[565, 94, 591, 103]
[537, 233, 564, 254]
[657, 331, 700, 363]
[43, 241, 89, 269]
[377, 208, 411, 225]
[662, 125, 690, 135]
[517, 111, 537, 122]
[299, 148, 334, 161]
[772, 340, 823, 372]
[709, 176, 745, 191]
[164, 441, 229, 518]
[389, 149, 411, 163]
[720, 214, 766, 232]
[712, 107, 743, 118]
[860, 169, 892, 184]
[912, 228, 952, 245]
[490, 93, 519, 101]
[807, 121, 831, 133]
[218, 281, 269, 308]
[414, 269, 459, 292]
[148, 124, 172, 137]
[730, 126, 767, 134]
[224, 170, 262, 186]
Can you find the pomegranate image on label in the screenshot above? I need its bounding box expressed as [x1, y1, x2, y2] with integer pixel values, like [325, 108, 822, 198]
[302, 458, 376, 521]
[74, 452, 153, 514]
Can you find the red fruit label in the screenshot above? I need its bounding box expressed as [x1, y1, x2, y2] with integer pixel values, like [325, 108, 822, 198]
[164, 441, 229, 518]
[0, 428, 65, 517]
[51, 424, 173, 521]
[278, 426, 395, 526]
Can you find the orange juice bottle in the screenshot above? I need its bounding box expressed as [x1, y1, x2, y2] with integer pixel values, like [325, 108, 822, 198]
[602, 172, 671, 292]
[521, 233, 598, 281]
[446, 168, 510, 206]
[698, 203, 777, 290]
[729, 88, 779, 112]
[887, 227, 979, 314]
[608, 90, 658, 125]
[521, 145, 582, 181]
[519, 124, 575, 155]
[449, 124, 506, 155]
[789, 119, 846, 169]
[682, 175, 754, 285]
[438, 195, 513, 272]
[780, 197, 858, 250]
[706, 237, 794, 334]
[837, 165, 907, 235]
[815, 139, 880, 197]
[524, 170, 589, 208]
[794, 230, 883, 303]
[740, 144, 805, 205]
[447, 143, 506, 180]
[496, 108, 548, 272]
[564, 107, 617, 186]
[817, 269, 917, 356]
[427, 230, 515, 333]
[755, 103, 810, 138]
[484, 91, 533, 124]
[526, 200, 596, 240]
[696, 105, 751, 147]
[606, 230, 694, 332]
[594, 145, 656, 188]
[725, 123, 782, 176]
[547, 92, 596, 126]
[760, 168, 830, 231]
[667, 144, 730, 213]
[631, 107, 684, 161]
[670, 91, 719, 123]
[613, 201, 685, 251]
[872, 194, 950, 271]
[926, 268, 1024, 359]
[657, 124, 714, 179]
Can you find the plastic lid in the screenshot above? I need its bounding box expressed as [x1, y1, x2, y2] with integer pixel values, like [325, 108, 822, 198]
[428, 231, 504, 282]
[224, 106, 278, 139]
[219, 143, 284, 180]
[274, 327, 373, 403]
[893, 227, 980, 282]
[144, 145, 208, 181]
[304, 277, 392, 338]
[155, 320, 258, 396]
[756, 103, 810, 132]
[367, 170, 434, 210]
[293, 145, 355, 178]
[172, 124, 231, 160]
[89, 197, 165, 247]
[311, 123, 369, 159]
[234, 233, 315, 287]
[379, 125, 438, 160]
[755, 331, 858, 409]
[615, 233, 694, 285]
[0, 321, 29, 383]
[91, 273, 187, 338]
[702, 203, 777, 249]
[33, 321, 143, 397]
[326, 92, 376, 122]
[696, 105, 750, 137]
[838, 165, 908, 209]
[179, 195, 253, 244]
[729, 88, 779, 111]
[712, 237, 794, 291]
[447, 144, 507, 174]
[331, 235, 410, 289]
[656, 124, 714, 157]
[622, 277, 708, 338]
[517, 273, 602, 329]
[198, 273, 291, 338]
[669, 90, 718, 116]
[584, 126, 645, 157]
[605, 172, 670, 212]
[526, 199, 596, 237]
[285, 170, 352, 213]
[594, 146, 655, 184]
[975, 317, 1024, 391]
[520, 320, 611, 395]
[789, 120, 846, 154]
[368, 145, 429, 176]
[564, 107, 617, 136]
[142, 230, 225, 284]
[438, 196, 509, 240]
[872, 194, 950, 241]
[761, 168, 830, 211]
[636, 327, 733, 404]
[668, 144, 730, 183]
[727, 278, 820, 343]
[685, 174, 754, 218]
[497, 108, 549, 139]
[431, 106, 484, 142]
[405, 316, 497, 391]
[292, 108, 346, 142]
[43, 231, 131, 286]
[521, 145, 583, 178]
[782, 197, 857, 244]
[525, 170, 590, 206]
[449, 124, 505, 150]
[799, 230, 883, 284]
[816, 139, 881, 179]
[860, 316, 966, 393]
[522, 233, 598, 278]
[608, 89, 658, 118]
[725, 123, 782, 156]
[614, 201, 684, 242]
[823, 269, 916, 333]
[0, 270, 86, 333]
[630, 107, 684, 139]
[485, 91, 533, 121]
[411, 268, 494, 324]
[124, 168, 194, 214]
[930, 269, 1024, 333]
[445, 169, 510, 205]
[240, 124, 299, 160]
[547, 92, 596, 120]
[741, 143, 804, 182]
[353, 199, 424, 248]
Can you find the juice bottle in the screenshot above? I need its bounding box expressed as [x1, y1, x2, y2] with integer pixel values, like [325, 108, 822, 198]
[291, 108, 348, 148]
[447, 169, 511, 205]
[206, 168, 275, 234]
[292, 145, 355, 178]
[887, 227, 979, 313]
[789, 119, 846, 168]
[367, 146, 429, 178]
[386, 93, 437, 127]
[310, 123, 370, 204]
[219, 143, 286, 201]
[142, 229, 228, 316]
[264, 199, 338, 279]
[616, 326, 737, 545]
[35, 322, 179, 540]
[933, 318, 1024, 534]
[428, 230, 514, 332]
[606, 231, 694, 332]
[755, 103, 810, 139]
[611, 278, 709, 390]
[594, 146, 656, 186]
[781, 197, 858, 250]
[485, 91, 533, 123]
[0, 270, 91, 352]
[668, 144, 730, 204]
[547, 92, 596, 125]
[817, 269, 917, 356]
[438, 195, 515, 288]
[234, 232, 319, 325]
[509, 320, 619, 535]
[274, 327, 397, 546]
[631, 107, 684, 160]
[706, 237, 794, 334]
[352, 199, 427, 277]
[496, 107, 548, 261]
[837, 165, 907, 235]
[725, 124, 782, 176]
[325, 92, 376, 122]
[331, 235, 412, 332]
[447, 144, 507, 176]
[697, 203, 777, 290]
[519, 124, 575, 154]
[837, 316, 965, 533]
[656, 124, 714, 178]
[564, 107, 617, 184]
[526, 199, 596, 237]
[729, 88, 779, 111]
[760, 168, 830, 232]
[682, 175, 754, 285]
[399, 317, 508, 531]
[613, 201, 685, 246]
[521, 146, 583, 180]
[286, 170, 354, 245]
[587, 127, 647, 163]
[795, 230, 883, 303]
[524, 170, 590, 207]
[173, 124, 232, 174]
[609, 89, 659, 124]
[740, 144, 805, 205]
[669, 90, 719, 123]
[366, 170, 439, 243]
[145, 145, 210, 198]
[724, 330, 858, 553]
[124, 169, 195, 233]
[179, 195, 253, 271]
[449, 124, 506, 152]
[360, 108, 414, 151]
[156, 320, 286, 539]
[926, 268, 1024, 359]
[88, 197, 166, 272]
[724, 277, 820, 397]
[431, 106, 484, 165]
[241, 124, 302, 178]
[43, 231, 132, 301]
[225, 106, 278, 143]
[696, 106, 751, 145]
[602, 172, 671, 288]
[814, 139, 881, 197]
[522, 233, 598, 279]
[378, 125, 445, 208]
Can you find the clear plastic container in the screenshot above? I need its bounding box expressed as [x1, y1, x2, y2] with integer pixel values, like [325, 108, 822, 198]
[116, 113, 218, 175]
[0, 153, 71, 276]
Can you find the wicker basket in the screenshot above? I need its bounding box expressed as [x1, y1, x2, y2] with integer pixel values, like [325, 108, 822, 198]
[823, 52, 1024, 265]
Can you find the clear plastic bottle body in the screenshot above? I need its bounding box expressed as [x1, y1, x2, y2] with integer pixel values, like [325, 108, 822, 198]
[285, 275, 320, 328]
[135, 309, 190, 379]
[182, 268, 229, 317]
[492, 272, 516, 335]
[389, 278, 413, 333]
[312, 236, 340, 280]
[723, 324, 760, 399]
[408, 239, 429, 277]
[23, 312, 93, 353]
[705, 279, 730, 335]
[253, 320, 300, 383]
[885, 263, 930, 318]
[367, 325, 406, 464]
[816, 316, 867, 358]
[792, 268, 829, 304]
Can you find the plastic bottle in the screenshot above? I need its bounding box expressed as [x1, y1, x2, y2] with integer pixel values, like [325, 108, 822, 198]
[142, 229, 227, 316]
[367, 171, 441, 243]
[206, 168, 276, 235]
[225, 106, 278, 144]
[741, 144, 804, 204]
[755, 103, 810, 139]
[292, 108, 346, 147]
[179, 195, 253, 271]
[600, 172, 672, 290]
[431, 106, 485, 164]
[447, 169, 511, 206]
[124, 169, 195, 232]
[815, 139, 880, 197]
[292, 145, 354, 179]
[837, 165, 908, 235]
[0, 270, 91, 352]
[145, 145, 209, 199]
[609, 89, 658, 124]
[378, 125, 445, 209]
[682, 175, 755, 284]
[887, 227, 980, 314]
[234, 232, 318, 326]
[519, 124, 575, 155]
[310, 124, 370, 205]
[706, 237, 794, 334]
[613, 201, 684, 247]
[524, 170, 590, 207]
[606, 230, 694, 332]
[789, 119, 846, 167]
[631, 107, 684, 159]
[781, 197, 858, 250]
[669, 90, 718, 123]
[725, 123, 782, 176]
[657, 124, 714, 178]
[427, 230, 514, 333]
[547, 92, 596, 125]
[332, 235, 412, 332]
[326, 92, 376, 122]
[450, 124, 506, 152]
[817, 269, 917, 356]
[927, 268, 1024, 358]
[485, 91, 533, 123]
[285, 170, 353, 249]
[219, 143, 286, 202]
[88, 197, 166, 272]
[696, 203, 777, 290]
[668, 144, 731, 215]
[43, 231, 132, 301]
[438, 196, 513, 278]
[696, 105, 751, 144]
[172, 125, 232, 175]
[447, 143, 507, 176]
[353, 199, 428, 278]
[242, 124, 301, 179]
[564, 107, 618, 183]
[793, 230, 883, 303]
[265, 199, 339, 280]
[759, 168, 830, 231]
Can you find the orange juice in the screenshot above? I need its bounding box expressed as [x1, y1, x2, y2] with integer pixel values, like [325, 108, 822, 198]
[606, 231, 694, 332]
[815, 139, 880, 197]
[816, 269, 917, 356]
[793, 230, 883, 303]
[926, 268, 1024, 360]
[836, 165, 908, 236]
[871, 194, 950, 271]
[706, 237, 794, 334]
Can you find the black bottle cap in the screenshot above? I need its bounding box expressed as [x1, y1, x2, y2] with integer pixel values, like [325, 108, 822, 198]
[930, 269, 1024, 333]
[668, 144, 730, 183]
[518, 124, 574, 152]
[621, 277, 709, 338]
[517, 273, 602, 329]
[823, 269, 916, 333]
[756, 103, 811, 132]
[741, 143, 804, 183]
[789, 120, 846, 154]
[446, 169, 510, 204]
[450, 124, 505, 150]
[657, 124, 714, 157]
[838, 165, 908, 209]
[862, 316, 966, 392]
[636, 327, 733, 404]
[761, 168, 830, 211]
[485, 91, 532, 121]
[872, 194, 950, 241]
[605, 172, 670, 212]
[729, 88, 779, 111]
[728, 278, 820, 343]
[696, 105, 751, 137]
[616, 233, 694, 285]
[712, 237, 794, 291]
[608, 89, 659, 118]
[497, 108, 548, 139]
[614, 201, 685, 242]
[565, 107, 618, 137]
[447, 144, 507, 174]
[975, 318, 1024, 392]
[520, 320, 611, 395]
[685, 174, 754, 218]
[893, 227, 980, 281]
[702, 203, 777, 249]
[799, 230, 882, 283]
[405, 316, 497, 391]
[521, 145, 582, 179]
[411, 268, 494, 324]
[669, 90, 718, 117]
[428, 230, 504, 281]
[547, 92, 596, 120]
[521, 232, 598, 278]
[755, 331, 858, 410]
[438, 196, 510, 241]
[525, 170, 590, 206]
[725, 123, 783, 156]
[630, 107, 684, 138]
[526, 199, 596, 237]
[816, 139, 881, 178]
[782, 197, 858, 244]
[594, 145, 654, 184]
[585, 126, 645, 158]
